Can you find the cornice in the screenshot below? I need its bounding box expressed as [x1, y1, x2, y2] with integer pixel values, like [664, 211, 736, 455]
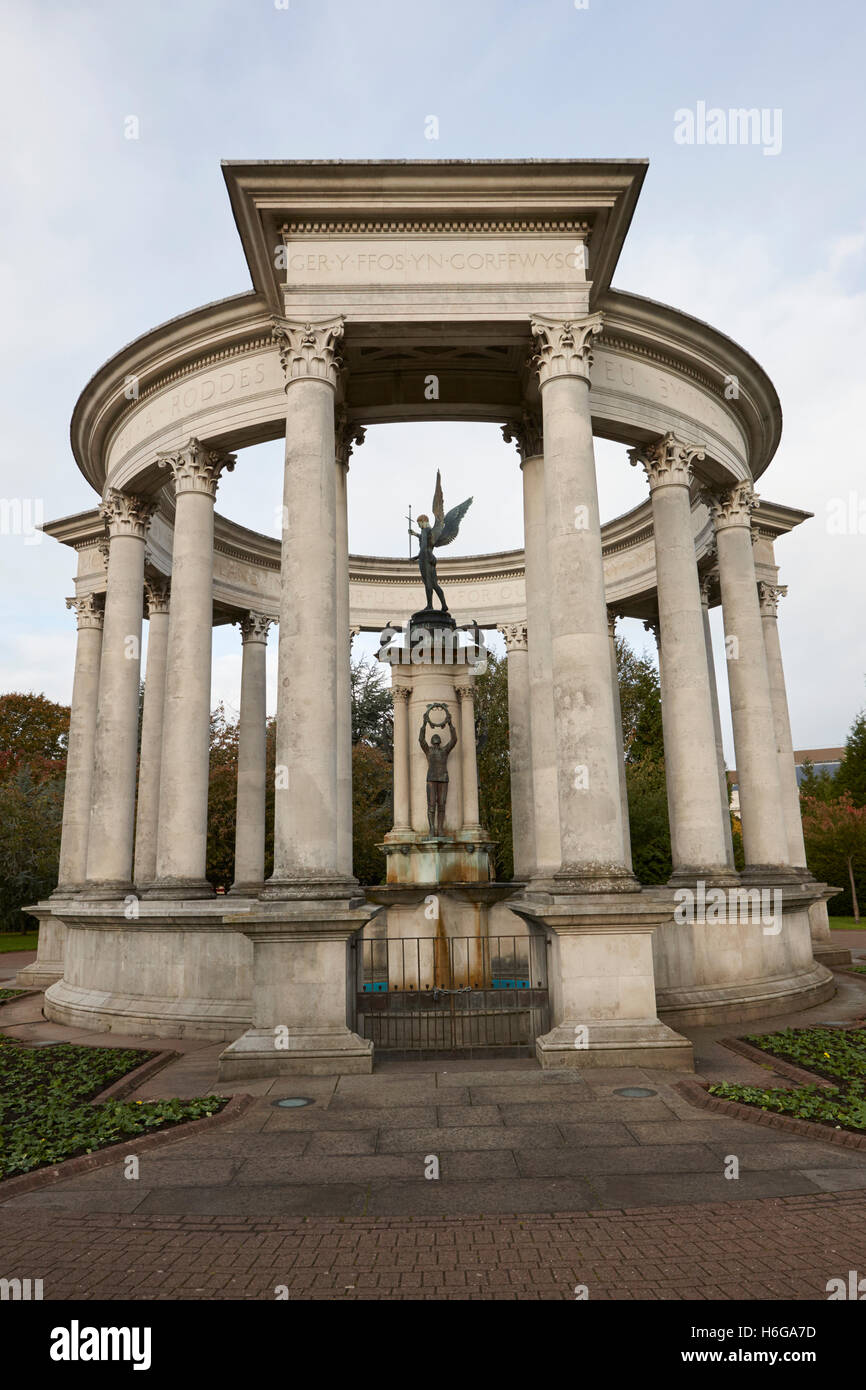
[282, 218, 591, 236]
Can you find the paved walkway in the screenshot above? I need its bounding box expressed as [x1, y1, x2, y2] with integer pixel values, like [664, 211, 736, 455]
[1, 934, 865, 1298]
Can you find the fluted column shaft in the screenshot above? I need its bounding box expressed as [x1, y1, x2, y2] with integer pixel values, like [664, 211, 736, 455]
[631, 434, 734, 881]
[267, 317, 353, 894]
[133, 580, 171, 886]
[55, 595, 104, 891]
[456, 682, 481, 833]
[759, 583, 808, 868]
[530, 315, 634, 890]
[84, 490, 154, 894]
[335, 419, 364, 878]
[389, 687, 412, 834]
[152, 438, 234, 896]
[231, 613, 273, 892]
[709, 484, 791, 874]
[499, 622, 536, 878]
[699, 578, 736, 868]
[519, 444, 560, 876]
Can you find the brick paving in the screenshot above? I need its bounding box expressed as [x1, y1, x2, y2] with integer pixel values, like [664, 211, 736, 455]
[1, 1196, 865, 1299]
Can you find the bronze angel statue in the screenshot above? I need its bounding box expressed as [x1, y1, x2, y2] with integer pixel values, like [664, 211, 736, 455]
[408, 471, 473, 612]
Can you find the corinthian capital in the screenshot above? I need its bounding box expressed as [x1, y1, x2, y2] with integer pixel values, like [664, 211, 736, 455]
[628, 431, 705, 490]
[529, 313, 603, 387]
[758, 581, 787, 618]
[238, 611, 275, 644]
[501, 410, 543, 462]
[498, 621, 529, 653]
[156, 437, 236, 498]
[703, 481, 760, 532]
[99, 488, 157, 539]
[144, 577, 171, 617]
[272, 316, 344, 389]
[66, 593, 104, 630]
[335, 411, 366, 468]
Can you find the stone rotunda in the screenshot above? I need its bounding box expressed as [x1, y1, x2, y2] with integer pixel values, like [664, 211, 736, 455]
[20, 158, 846, 1075]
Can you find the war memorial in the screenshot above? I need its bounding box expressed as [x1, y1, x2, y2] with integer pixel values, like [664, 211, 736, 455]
[20, 158, 846, 1078]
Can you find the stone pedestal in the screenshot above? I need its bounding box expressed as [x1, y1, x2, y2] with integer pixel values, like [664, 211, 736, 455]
[510, 893, 693, 1070]
[378, 619, 492, 883]
[15, 901, 66, 989]
[219, 899, 380, 1077]
[808, 889, 852, 966]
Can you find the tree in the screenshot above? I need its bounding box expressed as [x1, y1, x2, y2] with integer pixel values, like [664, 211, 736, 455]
[616, 637, 665, 764]
[799, 757, 837, 805]
[0, 692, 69, 779]
[474, 652, 513, 880]
[352, 742, 392, 885]
[802, 793, 866, 922]
[206, 704, 239, 890]
[625, 758, 671, 884]
[836, 707, 866, 807]
[351, 657, 393, 749]
[0, 767, 64, 929]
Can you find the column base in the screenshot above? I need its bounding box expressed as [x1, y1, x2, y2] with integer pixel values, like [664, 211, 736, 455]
[667, 866, 741, 889]
[530, 865, 641, 896]
[228, 881, 265, 898]
[259, 876, 361, 902]
[536, 1019, 694, 1070]
[218, 1026, 373, 1079]
[141, 879, 214, 900]
[79, 880, 137, 901]
[739, 864, 806, 887]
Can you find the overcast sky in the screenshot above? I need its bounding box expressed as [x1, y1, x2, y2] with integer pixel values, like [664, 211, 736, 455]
[1, 0, 864, 764]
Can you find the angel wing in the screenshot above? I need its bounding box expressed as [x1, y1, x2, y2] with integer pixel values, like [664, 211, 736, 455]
[432, 495, 473, 549]
[431, 470, 445, 535]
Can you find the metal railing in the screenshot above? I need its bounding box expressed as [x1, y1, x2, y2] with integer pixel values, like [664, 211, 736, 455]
[355, 933, 549, 1057]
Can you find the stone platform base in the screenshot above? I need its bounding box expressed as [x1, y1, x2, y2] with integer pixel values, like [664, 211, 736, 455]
[813, 944, 854, 968]
[536, 1019, 694, 1071]
[218, 1027, 373, 1079]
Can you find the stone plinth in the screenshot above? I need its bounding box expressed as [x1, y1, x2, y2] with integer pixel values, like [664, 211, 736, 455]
[807, 887, 852, 967]
[378, 621, 491, 884]
[15, 900, 66, 989]
[219, 898, 380, 1078]
[509, 893, 693, 1070]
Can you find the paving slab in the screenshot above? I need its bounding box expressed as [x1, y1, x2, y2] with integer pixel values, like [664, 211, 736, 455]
[586, 1170, 822, 1207]
[377, 1125, 564, 1153]
[260, 1104, 438, 1131]
[515, 1144, 721, 1177]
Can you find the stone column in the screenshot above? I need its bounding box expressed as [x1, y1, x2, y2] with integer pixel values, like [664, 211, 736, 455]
[630, 433, 734, 883]
[498, 621, 536, 879]
[54, 594, 104, 893]
[529, 315, 636, 891]
[231, 612, 273, 895]
[133, 578, 170, 887]
[503, 412, 560, 877]
[700, 571, 736, 868]
[150, 438, 235, 898]
[387, 686, 412, 837]
[456, 681, 482, 836]
[335, 417, 365, 878]
[758, 582, 808, 869]
[606, 611, 632, 872]
[706, 483, 793, 878]
[265, 318, 356, 897]
[84, 490, 155, 896]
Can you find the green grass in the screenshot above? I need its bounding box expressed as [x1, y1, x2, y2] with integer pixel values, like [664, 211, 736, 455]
[0, 1035, 227, 1181]
[0, 932, 38, 953]
[0, 989, 26, 1002]
[828, 917, 864, 930]
[709, 1027, 866, 1133]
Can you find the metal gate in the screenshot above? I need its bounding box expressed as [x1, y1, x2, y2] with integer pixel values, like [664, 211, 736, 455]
[354, 933, 550, 1058]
